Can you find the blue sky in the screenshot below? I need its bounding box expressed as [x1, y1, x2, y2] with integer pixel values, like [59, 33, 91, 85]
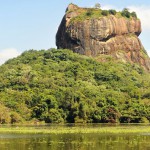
[0, 0, 150, 64]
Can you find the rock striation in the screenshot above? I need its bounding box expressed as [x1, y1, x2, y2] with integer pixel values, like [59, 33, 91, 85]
[56, 4, 150, 71]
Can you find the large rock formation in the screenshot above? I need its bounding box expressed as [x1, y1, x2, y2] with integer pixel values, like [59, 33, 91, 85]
[56, 4, 150, 70]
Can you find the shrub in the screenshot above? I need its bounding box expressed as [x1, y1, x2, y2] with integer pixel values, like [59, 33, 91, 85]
[10, 112, 23, 124]
[86, 9, 93, 16]
[109, 9, 117, 15]
[0, 105, 11, 124]
[121, 8, 131, 18]
[44, 109, 64, 123]
[101, 10, 109, 16]
[131, 11, 137, 18]
[139, 117, 149, 123]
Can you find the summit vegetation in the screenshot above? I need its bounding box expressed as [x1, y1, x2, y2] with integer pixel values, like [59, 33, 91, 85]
[0, 49, 150, 124]
[69, 5, 138, 24]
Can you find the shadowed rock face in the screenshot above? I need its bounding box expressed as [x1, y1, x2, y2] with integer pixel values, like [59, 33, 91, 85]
[56, 4, 150, 71]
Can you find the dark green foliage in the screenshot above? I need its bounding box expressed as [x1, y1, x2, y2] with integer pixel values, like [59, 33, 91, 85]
[131, 11, 137, 18]
[86, 9, 93, 16]
[121, 8, 131, 18]
[0, 49, 150, 124]
[44, 109, 64, 123]
[109, 9, 117, 15]
[101, 10, 109, 16]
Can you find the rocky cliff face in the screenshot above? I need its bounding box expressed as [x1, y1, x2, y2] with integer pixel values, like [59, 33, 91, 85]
[56, 4, 150, 71]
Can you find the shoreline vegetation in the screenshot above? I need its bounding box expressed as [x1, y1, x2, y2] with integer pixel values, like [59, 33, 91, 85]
[0, 124, 150, 134]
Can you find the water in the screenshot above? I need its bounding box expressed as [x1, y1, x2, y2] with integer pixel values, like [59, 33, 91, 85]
[0, 124, 150, 150]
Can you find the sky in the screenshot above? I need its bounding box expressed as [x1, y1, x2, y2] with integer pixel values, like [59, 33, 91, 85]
[0, 0, 150, 64]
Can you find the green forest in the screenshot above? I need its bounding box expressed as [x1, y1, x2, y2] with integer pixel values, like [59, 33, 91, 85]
[0, 49, 150, 124]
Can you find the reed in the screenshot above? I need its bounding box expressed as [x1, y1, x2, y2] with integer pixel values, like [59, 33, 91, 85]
[0, 125, 150, 134]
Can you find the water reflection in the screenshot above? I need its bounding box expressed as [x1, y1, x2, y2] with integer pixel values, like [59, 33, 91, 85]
[0, 124, 150, 150]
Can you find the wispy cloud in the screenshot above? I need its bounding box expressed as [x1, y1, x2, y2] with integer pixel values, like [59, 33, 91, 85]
[101, 5, 120, 11]
[0, 48, 21, 65]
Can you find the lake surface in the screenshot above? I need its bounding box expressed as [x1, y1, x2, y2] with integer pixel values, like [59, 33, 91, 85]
[0, 124, 150, 150]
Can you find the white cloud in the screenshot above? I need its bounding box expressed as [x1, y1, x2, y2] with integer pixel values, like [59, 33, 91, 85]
[102, 5, 119, 11]
[101, 5, 120, 11]
[0, 48, 21, 65]
[101, 5, 113, 10]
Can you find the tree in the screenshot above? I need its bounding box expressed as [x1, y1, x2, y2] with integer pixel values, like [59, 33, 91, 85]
[10, 112, 22, 124]
[101, 10, 109, 16]
[44, 109, 64, 123]
[0, 104, 11, 124]
[131, 11, 137, 18]
[121, 8, 131, 18]
[94, 3, 101, 9]
[86, 9, 93, 16]
[109, 9, 117, 15]
[123, 8, 129, 12]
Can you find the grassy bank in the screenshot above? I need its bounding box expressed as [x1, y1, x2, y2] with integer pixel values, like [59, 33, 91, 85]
[0, 125, 150, 134]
